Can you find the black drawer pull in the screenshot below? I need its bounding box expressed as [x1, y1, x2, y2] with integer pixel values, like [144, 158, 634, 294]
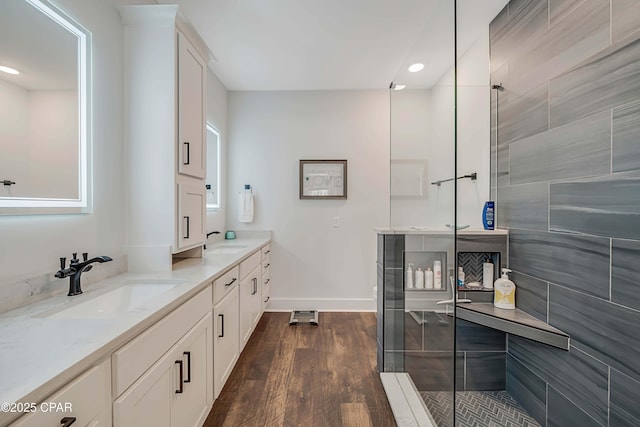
[224, 277, 237, 287]
[183, 216, 190, 239]
[264, 296, 270, 303]
[61, 418, 76, 427]
[264, 250, 270, 255]
[183, 142, 190, 165]
[184, 351, 191, 383]
[264, 263, 270, 268]
[252, 278, 257, 295]
[175, 360, 184, 393]
[218, 314, 224, 338]
[264, 278, 270, 285]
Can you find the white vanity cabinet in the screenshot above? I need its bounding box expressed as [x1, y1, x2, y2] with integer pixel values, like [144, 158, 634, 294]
[120, 4, 210, 271]
[212, 266, 240, 398]
[9, 360, 111, 427]
[112, 287, 213, 427]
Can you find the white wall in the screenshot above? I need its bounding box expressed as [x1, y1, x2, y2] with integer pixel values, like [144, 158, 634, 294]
[390, 33, 491, 228]
[0, 80, 29, 198]
[205, 68, 227, 243]
[0, 0, 125, 282]
[0, 82, 78, 199]
[227, 91, 390, 310]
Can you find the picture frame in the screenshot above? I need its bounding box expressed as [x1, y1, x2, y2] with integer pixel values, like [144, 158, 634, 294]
[299, 160, 347, 199]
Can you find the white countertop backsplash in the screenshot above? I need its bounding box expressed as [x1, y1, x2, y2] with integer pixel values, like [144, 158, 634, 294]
[0, 236, 270, 425]
[0, 256, 129, 316]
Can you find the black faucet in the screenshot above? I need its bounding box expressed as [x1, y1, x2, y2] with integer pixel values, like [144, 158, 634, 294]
[55, 253, 113, 296]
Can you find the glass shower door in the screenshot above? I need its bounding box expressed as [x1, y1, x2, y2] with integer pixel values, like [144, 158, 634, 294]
[387, 1, 457, 426]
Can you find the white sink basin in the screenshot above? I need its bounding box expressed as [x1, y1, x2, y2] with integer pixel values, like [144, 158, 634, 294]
[208, 244, 247, 255]
[36, 279, 183, 319]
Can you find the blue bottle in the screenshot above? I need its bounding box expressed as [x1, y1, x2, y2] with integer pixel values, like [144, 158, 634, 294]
[483, 201, 495, 230]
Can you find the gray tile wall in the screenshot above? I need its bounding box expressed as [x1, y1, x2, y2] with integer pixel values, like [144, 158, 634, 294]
[491, 0, 640, 425]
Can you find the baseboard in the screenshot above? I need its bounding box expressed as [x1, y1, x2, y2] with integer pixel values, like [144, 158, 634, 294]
[266, 297, 376, 312]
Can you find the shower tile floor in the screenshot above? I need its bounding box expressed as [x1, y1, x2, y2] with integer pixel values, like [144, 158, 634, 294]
[421, 391, 541, 427]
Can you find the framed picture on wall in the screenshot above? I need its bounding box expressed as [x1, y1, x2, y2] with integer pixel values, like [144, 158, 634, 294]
[299, 160, 347, 199]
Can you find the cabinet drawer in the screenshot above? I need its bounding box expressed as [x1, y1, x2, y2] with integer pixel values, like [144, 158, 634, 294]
[261, 244, 271, 259]
[239, 251, 261, 280]
[262, 269, 271, 308]
[213, 265, 239, 305]
[262, 268, 271, 288]
[261, 254, 271, 275]
[10, 359, 111, 427]
[112, 286, 212, 397]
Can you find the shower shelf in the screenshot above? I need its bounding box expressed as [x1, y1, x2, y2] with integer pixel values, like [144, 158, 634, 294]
[456, 303, 570, 350]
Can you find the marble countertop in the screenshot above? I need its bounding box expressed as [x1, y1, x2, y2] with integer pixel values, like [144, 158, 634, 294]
[0, 236, 270, 426]
[376, 227, 508, 235]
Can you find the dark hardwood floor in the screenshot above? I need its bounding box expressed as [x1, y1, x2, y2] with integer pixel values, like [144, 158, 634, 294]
[204, 312, 396, 427]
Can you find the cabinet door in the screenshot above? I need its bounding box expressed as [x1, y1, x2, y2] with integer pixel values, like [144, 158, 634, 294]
[239, 267, 259, 350]
[250, 271, 262, 328]
[213, 286, 239, 398]
[172, 313, 213, 427]
[177, 183, 205, 250]
[10, 360, 111, 427]
[115, 313, 212, 427]
[177, 32, 206, 179]
[113, 353, 174, 427]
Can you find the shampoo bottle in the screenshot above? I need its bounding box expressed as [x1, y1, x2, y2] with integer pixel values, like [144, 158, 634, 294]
[425, 268, 434, 289]
[433, 260, 442, 289]
[415, 268, 425, 289]
[493, 268, 516, 309]
[406, 263, 414, 289]
[457, 267, 465, 288]
[483, 201, 495, 230]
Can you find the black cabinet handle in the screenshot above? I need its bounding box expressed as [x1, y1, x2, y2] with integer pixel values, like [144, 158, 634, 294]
[183, 142, 190, 165]
[175, 360, 184, 393]
[264, 278, 270, 285]
[183, 351, 191, 383]
[218, 314, 224, 338]
[252, 278, 257, 295]
[183, 216, 190, 239]
[224, 277, 237, 287]
[264, 296, 270, 303]
[2, 180, 16, 186]
[264, 250, 270, 255]
[60, 418, 76, 427]
[264, 263, 270, 268]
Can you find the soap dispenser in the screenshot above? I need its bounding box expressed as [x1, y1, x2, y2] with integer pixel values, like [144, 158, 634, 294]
[493, 268, 516, 309]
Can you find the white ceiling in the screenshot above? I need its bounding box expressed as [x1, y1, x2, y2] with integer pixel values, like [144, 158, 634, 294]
[113, 0, 509, 91]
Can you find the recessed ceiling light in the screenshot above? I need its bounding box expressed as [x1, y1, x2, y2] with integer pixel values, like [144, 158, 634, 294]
[408, 63, 424, 73]
[0, 65, 20, 75]
[393, 84, 406, 90]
